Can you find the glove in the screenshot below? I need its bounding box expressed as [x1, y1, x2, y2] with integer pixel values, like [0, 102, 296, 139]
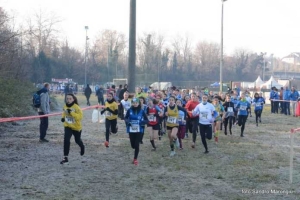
[100, 109, 106, 115]
[67, 109, 72, 114]
[61, 118, 65, 122]
[127, 122, 132, 127]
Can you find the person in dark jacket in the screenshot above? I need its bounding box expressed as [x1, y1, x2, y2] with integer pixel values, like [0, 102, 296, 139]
[96, 85, 105, 105]
[84, 84, 92, 106]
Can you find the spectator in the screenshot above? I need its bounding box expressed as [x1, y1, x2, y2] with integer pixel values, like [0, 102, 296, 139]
[84, 84, 92, 106]
[38, 83, 51, 142]
[290, 86, 299, 116]
[96, 85, 105, 105]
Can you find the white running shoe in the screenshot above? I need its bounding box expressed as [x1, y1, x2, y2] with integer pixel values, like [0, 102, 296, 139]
[170, 151, 176, 157]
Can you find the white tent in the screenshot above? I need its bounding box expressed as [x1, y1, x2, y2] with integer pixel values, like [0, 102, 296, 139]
[254, 76, 264, 87]
[260, 76, 282, 89]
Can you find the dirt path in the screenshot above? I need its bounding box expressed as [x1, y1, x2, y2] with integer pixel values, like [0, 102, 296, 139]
[1, 96, 300, 200]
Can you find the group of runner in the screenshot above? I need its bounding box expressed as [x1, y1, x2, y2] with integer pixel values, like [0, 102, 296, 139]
[61, 85, 297, 166]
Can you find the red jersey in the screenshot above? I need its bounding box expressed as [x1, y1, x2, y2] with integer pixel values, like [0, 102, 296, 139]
[185, 100, 199, 118]
[147, 106, 159, 125]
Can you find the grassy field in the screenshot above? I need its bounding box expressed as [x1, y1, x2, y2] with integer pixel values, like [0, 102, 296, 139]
[0, 94, 300, 200]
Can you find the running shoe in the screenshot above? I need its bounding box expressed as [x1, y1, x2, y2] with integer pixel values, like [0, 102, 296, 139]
[60, 157, 68, 164]
[256, 123, 258, 127]
[204, 150, 209, 154]
[185, 133, 189, 139]
[159, 136, 161, 140]
[191, 143, 195, 148]
[151, 147, 157, 151]
[170, 151, 176, 157]
[80, 145, 85, 156]
[133, 159, 138, 166]
[104, 141, 109, 148]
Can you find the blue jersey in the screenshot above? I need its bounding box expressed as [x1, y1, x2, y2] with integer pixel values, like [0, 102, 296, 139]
[178, 110, 186, 126]
[236, 101, 250, 116]
[126, 109, 147, 134]
[231, 98, 239, 112]
[252, 98, 264, 111]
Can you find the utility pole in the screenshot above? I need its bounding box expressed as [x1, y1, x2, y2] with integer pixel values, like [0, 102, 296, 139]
[220, 0, 227, 92]
[128, 0, 136, 92]
[84, 26, 89, 86]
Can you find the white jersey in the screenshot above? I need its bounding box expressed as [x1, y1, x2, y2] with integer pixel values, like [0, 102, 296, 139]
[121, 99, 131, 115]
[245, 96, 252, 104]
[192, 102, 215, 125]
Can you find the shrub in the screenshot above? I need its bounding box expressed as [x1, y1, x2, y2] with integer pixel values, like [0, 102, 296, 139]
[0, 79, 58, 118]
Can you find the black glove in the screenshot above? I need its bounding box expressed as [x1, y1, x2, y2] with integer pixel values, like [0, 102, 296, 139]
[61, 118, 65, 122]
[67, 109, 72, 114]
[127, 122, 131, 127]
[100, 108, 106, 115]
[106, 107, 112, 112]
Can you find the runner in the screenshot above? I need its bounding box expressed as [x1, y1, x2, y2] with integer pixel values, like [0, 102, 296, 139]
[125, 98, 149, 166]
[222, 94, 235, 135]
[191, 94, 215, 153]
[120, 91, 131, 120]
[100, 92, 118, 148]
[212, 96, 224, 144]
[185, 93, 200, 148]
[176, 99, 187, 149]
[146, 99, 163, 151]
[139, 96, 148, 144]
[252, 92, 264, 126]
[245, 93, 252, 117]
[156, 94, 166, 140]
[231, 92, 240, 125]
[60, 94, 85, 164]
[236, 93, 251, 137]
[164, 96, 187, 156]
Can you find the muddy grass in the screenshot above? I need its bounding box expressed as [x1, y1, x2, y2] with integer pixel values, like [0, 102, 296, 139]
[1, 94, 300, 200]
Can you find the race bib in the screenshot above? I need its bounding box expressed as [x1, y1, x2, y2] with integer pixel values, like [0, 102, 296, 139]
[255, 103, 261, 107]
[65, 116, 74, 124]
[148, 114, 156, 122]
[240, 105, 247, 110]
[227, 107, 233, 113]
[167, 116, 177, 124]
[105, 111, 112, 117]
[129, 125, 140, 132]
[200, 112, 208, 119]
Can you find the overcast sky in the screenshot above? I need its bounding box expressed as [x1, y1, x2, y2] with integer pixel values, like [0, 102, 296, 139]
[1, 0, 300, 58]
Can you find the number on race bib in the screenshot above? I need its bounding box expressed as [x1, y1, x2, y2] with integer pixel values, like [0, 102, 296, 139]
[227, 107, 233, 113]
[240, 105, 247, 110]
[130, 125, 140, 132]
[200, 112, 208, 119]
[65, 116, 74, 124]
[148, 115, 156, 122]
[105, 111, 112, 117]
[167, 116, 177, 124]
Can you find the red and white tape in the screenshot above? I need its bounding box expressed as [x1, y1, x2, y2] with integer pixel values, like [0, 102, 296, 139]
[291, 128, 300, 134]
[0, 105, 105, 123]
